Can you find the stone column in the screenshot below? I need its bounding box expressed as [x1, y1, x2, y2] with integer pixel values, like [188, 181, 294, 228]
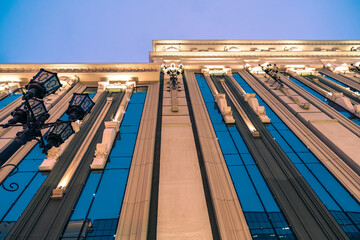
[157, 74, 212, 239]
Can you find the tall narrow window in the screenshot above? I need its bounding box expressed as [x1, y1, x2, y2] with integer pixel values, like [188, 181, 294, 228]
[62, 88, 147, 239]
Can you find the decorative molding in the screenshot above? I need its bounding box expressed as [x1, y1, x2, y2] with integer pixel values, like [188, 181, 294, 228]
[220, 79, 260, 137]
[203, 67, 232, 75]
[90, 90, 132, 170]
[98, 81, 136, 93]
[150, 52, 360, 59]
[215, 93, 235, 124]
[280, 86, 311, 110]
[154, 40, 360, 47]
[0, 83, 20, 97]
[0, 64, 159, 74]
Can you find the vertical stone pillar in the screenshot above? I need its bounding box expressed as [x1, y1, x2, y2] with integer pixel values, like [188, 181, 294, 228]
[157, 74, 212, 239]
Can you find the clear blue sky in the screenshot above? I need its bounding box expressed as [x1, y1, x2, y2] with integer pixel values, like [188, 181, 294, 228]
[0, 0, 359, 63]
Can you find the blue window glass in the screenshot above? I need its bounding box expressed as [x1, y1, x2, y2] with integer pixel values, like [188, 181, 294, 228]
[268, 212, 294, 237]
[4, 173, 47, 222]
[196, 74, 294, 239]
[321, 74, 359, 93]
[105, 157, 132, 169]
[0, 89, 21, 111]
[247, 165, 279, 212]
[228, 127, 251, 154]
[0, 88, 96, 238]
[216, 131, 238, 155]
[70, 173, 102, 220]
[244, 212, 276, 238]
[0, 144, 47, 236]
[119, 125, 138, 134]
[0, 172, 36, 220]
[62, 90, 147, 239]
[108, 134, 137, 157]
[229, 166, 264, 212]
[233, 73, 360, 236]
[224, 154, 243, 166]
[284, 73, 360, 126]
[85, 219, 118, 239]
[87, 169, 128, 220]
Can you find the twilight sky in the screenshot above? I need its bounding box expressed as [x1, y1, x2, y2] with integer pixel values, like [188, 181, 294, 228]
[0, 0, 359, 63]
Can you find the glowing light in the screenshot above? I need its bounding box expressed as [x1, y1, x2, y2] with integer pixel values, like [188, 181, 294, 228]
[114, 110, 122, 121]
[107, 75, 133, 81]
[225, 46, 241, 52]
[249, 126, 257, 132]
[205, 65, 225, 69]
[285, 46, 302, 51]
[107, 84, 126, 90]
[285, 65, 305, 68]
[334, 63, 349, 73]
[261, 62, 270, 68]
[163, 46, 181, 52]
[288, 66, 315, 76]
[58, 174, 71, 189]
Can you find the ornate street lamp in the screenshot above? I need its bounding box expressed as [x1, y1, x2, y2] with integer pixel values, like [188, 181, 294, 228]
[66, 93, 95, 121]
[24, 68, 62, 99]
[349, 63, 360, 75]
[261, 64, 284, 89]
[45, 122, 75, 151]
[0, 69, 95, 192]
[7, 99, 49, 125]
[161, 63, 183, 91]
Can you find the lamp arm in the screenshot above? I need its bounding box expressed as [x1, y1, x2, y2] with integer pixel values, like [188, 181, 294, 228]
[21, 88, 38, 122]
[0, 163, 20, 192]
[38, 134, 47, 154]
[40, 120, 73, 129]
[0, 140, 23, 167]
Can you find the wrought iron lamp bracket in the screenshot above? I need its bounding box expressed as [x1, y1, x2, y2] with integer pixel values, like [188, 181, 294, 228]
[0, 164, 20, 192]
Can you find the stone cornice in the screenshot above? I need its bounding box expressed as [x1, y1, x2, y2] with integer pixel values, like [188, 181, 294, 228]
[153, 40, 360, 47]
[150, 51, 360, 59]
[0, 63, 159, 73]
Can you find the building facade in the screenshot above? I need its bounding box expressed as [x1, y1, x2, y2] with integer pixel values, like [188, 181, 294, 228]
[0, 40, 360, 239]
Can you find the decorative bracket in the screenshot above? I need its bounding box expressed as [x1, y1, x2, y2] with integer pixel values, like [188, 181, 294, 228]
[90, 90, 132, 170]
[215, 93, 235, 124]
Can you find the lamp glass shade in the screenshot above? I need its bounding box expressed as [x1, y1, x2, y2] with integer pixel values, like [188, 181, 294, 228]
[48, 122, 74, 143]
[31, 69, 62, 95]
[28, 99, 48, 119]
[19, 99, 48, 119]
[69, 93, 95, 114]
